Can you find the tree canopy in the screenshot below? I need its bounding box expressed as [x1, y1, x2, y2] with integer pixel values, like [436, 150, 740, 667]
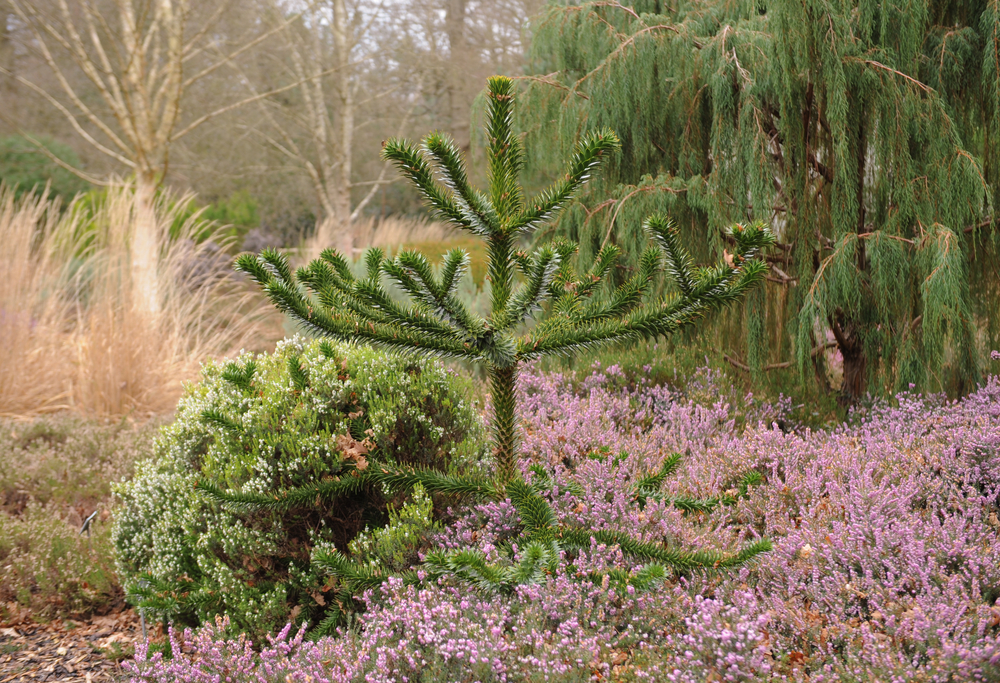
[519, 0, 999, 400]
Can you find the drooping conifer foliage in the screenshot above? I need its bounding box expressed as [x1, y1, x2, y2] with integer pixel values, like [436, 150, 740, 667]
[519, 0, 999, 400]
[225, 75, 774, 633]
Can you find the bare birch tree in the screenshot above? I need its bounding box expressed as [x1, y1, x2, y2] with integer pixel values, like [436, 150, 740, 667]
[234, 0, 415, 257]
[0, 0, 299, 313]
[0, 2, 15, 135]
[237, 0, 539, 256]
[399, 0, 541, 156]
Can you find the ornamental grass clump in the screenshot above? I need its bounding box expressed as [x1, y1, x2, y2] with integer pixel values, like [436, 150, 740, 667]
[209, 74, 775, 632]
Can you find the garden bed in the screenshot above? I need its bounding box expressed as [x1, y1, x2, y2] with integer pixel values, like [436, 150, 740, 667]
[118, 364, 1000, 682]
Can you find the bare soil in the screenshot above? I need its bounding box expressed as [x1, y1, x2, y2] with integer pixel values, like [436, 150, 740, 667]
[0, 610, 148, 683]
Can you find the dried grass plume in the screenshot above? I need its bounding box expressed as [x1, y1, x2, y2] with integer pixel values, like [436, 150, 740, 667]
[0, 183, 280, 418]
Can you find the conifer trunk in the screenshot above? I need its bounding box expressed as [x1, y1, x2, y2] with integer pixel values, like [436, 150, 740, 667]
[489, 364, 520, 485]
[834, 117, 868, 402]
[832, 316, 866, 402]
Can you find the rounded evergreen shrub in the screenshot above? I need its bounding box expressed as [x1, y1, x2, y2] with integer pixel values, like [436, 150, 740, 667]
[113, 336, 486, 637]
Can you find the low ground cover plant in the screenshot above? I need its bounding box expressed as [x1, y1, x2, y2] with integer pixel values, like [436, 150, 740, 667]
[0, 417, 159, 621]
[124, 364, 1000, 681]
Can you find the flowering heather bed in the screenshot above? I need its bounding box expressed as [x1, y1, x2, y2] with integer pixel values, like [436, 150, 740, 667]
[125, 364, 1000, 682]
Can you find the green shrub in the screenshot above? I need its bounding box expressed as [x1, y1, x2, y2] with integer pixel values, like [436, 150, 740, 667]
[200, 190, 259, 230]
[112, 336, 486, 638]
[170, 189, 261, 244]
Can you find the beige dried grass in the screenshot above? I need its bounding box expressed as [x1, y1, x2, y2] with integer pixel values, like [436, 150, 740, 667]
[0, 189, 75, 415]
[357, 215, 457, 251]
[0, 183, 280, 418]
[309, 214, 457, 257]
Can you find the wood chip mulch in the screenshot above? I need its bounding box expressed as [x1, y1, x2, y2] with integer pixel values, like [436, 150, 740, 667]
[0, 610, 151, 683]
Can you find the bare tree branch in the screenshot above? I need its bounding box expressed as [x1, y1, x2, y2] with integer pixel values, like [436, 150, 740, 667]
[181, 11, 300, 88]
[171, 69, 342, 141]
[9, 0, 135, 156]
[0, 66, 136, 166]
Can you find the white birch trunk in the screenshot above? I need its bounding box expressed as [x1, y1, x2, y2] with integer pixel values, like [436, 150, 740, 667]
[312, 0, 354, 259]
[131, 174, 161, 316]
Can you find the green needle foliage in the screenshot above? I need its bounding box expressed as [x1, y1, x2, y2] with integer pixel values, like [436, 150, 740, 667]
[228, 75, 775, 633]
[284, 450, 770, 626]
[416, 453, 770, 598]
[237, 75, 775, 484]
[519, 0, 999, 400]
[196, 464, 496, 515]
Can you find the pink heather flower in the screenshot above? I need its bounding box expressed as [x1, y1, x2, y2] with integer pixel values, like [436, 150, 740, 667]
[125, 365, 1000, 682]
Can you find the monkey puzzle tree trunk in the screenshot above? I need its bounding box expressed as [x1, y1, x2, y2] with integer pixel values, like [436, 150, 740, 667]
[489, 365, 520, 484]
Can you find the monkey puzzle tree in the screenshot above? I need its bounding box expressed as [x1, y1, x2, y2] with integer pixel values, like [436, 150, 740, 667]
[237, 75, 775, 485]
[197, 75, 776, 633]
[518, 0, 999, 401]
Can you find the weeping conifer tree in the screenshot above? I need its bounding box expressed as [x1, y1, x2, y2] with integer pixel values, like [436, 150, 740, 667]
[518, 0, 999, 400]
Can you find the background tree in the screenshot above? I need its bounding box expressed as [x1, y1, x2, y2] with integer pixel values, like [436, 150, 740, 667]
[435, 0, 542, 154]
[1, 0, 300, 313]
[0, 0, 545, 254]
[230, 0, 415, 257]
[519, 0, 999, 401]
[225, 0, 543, 257]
